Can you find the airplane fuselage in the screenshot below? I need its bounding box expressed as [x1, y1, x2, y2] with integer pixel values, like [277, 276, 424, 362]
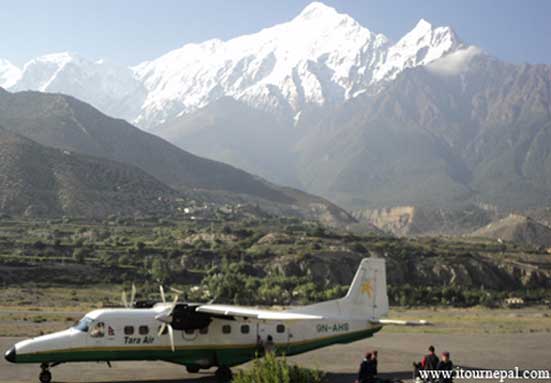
[7, 306, 382, 368]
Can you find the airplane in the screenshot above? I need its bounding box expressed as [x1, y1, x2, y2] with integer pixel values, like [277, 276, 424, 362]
[4, 258, 427, 383]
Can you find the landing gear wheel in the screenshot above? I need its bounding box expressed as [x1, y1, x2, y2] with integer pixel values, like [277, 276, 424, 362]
[39, 370, 52, 383]
[186, 365, 200, 373]
[215, 366, 233, 383]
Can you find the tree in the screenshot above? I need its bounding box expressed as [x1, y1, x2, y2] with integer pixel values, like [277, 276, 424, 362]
[151, 257, 170, 282]
[72, 248, 87, 263]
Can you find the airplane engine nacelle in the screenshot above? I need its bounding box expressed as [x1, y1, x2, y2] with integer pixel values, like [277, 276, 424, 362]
[171, 304, 212, 330]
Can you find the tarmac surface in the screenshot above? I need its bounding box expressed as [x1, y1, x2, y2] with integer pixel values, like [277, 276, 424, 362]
[1, 333, 550, 383]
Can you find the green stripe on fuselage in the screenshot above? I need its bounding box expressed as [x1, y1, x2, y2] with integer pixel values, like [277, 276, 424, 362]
[15, 326, 382, 367]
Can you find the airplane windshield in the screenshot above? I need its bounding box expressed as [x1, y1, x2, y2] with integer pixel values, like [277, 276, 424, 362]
[73, 317, 93, 332]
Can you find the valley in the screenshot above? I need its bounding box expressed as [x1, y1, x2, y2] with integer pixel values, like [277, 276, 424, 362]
[0, 215, 549, 309]
[1, 2, 551, 381]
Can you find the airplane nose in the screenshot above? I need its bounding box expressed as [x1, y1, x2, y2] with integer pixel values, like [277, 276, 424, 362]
[4, 347, 16, 363]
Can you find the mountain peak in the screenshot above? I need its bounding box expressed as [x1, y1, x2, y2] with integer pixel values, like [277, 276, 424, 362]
[414, 18, 433, 31]
[402, 19, 459, 44]
[371, 19, 462, 83]
[292, 1, 362, 29]
[33, 51, 79, 64]
[296, 2, 339, 20]
[21, 52, 81, 75]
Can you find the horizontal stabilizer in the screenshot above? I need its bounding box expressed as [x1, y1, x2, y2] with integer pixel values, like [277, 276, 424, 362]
[370, 319, 431, 326]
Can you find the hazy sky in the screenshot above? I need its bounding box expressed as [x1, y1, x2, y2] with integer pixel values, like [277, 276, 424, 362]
[2, 0, 550, 67]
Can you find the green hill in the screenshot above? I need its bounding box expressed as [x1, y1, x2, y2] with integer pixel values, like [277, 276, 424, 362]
[0, 89, 354, 225]
[0, 126, 176, 217]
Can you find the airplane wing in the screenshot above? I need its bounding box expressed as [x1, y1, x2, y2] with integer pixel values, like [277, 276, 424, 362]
[196, 304, 323, 321]
[369, 319, 430, 326]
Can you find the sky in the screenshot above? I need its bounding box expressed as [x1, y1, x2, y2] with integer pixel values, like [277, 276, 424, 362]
[1, 0, 550, 67]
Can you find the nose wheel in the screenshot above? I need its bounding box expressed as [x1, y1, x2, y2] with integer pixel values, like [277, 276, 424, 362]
[38, 362, 63, 383]
[39, 363, 52, 383]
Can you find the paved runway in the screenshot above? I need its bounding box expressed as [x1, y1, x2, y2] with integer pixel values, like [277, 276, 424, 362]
[2, 333, 550, 382]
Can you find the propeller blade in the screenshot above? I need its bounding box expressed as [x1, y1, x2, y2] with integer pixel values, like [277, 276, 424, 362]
[168, 324, 175, 352]
[171, 293, 179, 308]
[160, 285, 166, 303]
[130, 283, 137, 305]
[158, 323, 167, 336]
[122, 291, 128, 308]
[170, 287, 184, 295]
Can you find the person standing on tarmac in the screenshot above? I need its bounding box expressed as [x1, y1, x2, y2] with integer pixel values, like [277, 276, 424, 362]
[437, 351, 454, 383]
[356, 352, 375, 383]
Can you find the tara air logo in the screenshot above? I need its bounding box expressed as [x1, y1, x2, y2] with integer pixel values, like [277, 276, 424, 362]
[361, 280, 373, 297]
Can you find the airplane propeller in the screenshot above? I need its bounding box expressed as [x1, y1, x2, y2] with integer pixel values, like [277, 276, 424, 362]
[121, 283, 137, 308]
[155, 285, 180, 352]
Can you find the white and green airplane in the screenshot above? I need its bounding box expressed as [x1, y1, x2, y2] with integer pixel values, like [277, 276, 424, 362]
[4, 258, 426, 383]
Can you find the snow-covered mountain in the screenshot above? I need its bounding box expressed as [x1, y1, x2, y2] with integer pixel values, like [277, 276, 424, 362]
[134, 2, 464, 128]
[2, 2, 467, 129]
[10, 52, 145, 121]
[0, 59, 21, 88]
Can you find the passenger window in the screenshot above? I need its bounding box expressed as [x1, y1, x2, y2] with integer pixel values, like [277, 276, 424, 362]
[241, 325, 250, 334]
[139, 326, 149, 335]
[90, 322, 105, 338]
[124, 326, 134, 335]
[276, 324, 285, 333]
[199, 327, 208, 335]
[185, 328, 195, 335]
[222, 325, 231, 334]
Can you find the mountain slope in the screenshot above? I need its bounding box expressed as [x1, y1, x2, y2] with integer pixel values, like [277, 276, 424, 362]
[0, 126, 176, 217]
[296, 50, 551, 210]
[0, 89, 286, 198]
[471, 214, 551, 249]
[354, 205, 498, 236]
[158, 97, 302, 186]
[0, 89, 354, 225]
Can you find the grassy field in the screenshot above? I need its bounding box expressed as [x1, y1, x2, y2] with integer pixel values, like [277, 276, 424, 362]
[384, 306, 551, 334]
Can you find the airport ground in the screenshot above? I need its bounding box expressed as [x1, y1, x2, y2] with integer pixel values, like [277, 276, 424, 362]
[1, 305, 550, 383]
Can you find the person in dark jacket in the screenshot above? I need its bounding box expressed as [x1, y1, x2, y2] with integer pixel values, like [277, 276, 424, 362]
[371, 350, 378, 376]
[413, 346, 439, 382]
[356, 352, 375, 383]
[436, 351, 454, 383]
[421, 345, 439, 370]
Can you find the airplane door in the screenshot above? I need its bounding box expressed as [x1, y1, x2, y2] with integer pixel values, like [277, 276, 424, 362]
[257, 322, 289, 354]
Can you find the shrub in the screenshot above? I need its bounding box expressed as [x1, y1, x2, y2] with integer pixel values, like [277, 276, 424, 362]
[72, 248, 87, 263]
[233, 354, 325, 383]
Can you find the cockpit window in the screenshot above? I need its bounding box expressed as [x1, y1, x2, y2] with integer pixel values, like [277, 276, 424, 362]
[73, 317, 93, 332]
[90, 321, 106, 338]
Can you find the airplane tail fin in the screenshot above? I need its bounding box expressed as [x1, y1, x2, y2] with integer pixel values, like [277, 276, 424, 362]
[292, 258, 389, 319]
[341, 257, 389, 319]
